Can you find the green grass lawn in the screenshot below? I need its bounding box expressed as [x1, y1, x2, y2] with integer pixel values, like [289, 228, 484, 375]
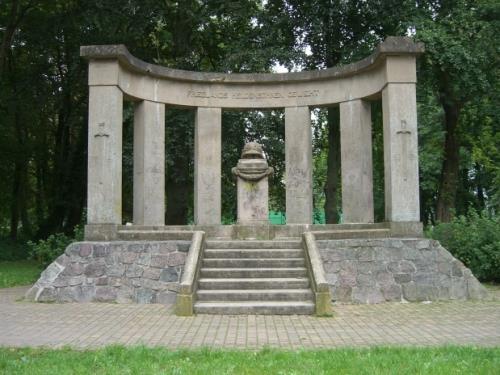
[0, 260, 41, 288]
[0, 346, 499, 374]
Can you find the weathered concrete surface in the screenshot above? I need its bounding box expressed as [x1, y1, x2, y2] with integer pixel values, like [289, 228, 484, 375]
[237, 177, 269, 225]
[340, 99, 374, 223]
[285, 106, 313, 224]
[317, 238, 490, 304]
[194, 107, 221, 225]
[133, 100, 165, 226]
[84, 222, 424, 241]
[25, 241, 190, 304]
[233, 156, 272, 225]
[87, 85, 123, 224]
[81, 37, 424, 109]
[382, 83, 420, 222]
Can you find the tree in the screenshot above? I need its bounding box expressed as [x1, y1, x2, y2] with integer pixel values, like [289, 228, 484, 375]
[415, 0, 499, 222]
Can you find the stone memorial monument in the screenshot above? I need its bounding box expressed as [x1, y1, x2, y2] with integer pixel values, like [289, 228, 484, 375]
[25, 37, 489, 314]
[232, 142, 273, 225]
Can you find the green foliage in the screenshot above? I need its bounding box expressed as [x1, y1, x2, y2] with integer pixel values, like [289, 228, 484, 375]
[0, 260, 41, 288]
[0, 0, 498, 235]
[0, 239, 29, 261]
[0, 346, 499, 374]
[428, 211, 500, 282]
[27, 226, 83, 268]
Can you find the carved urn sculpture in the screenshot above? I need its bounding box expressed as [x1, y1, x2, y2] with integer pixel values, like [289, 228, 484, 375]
[232, 142, 273, 225]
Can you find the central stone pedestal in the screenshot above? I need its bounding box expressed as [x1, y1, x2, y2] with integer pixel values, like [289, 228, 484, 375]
[232, 142, 273, 227]
[236, 159, 269, 225]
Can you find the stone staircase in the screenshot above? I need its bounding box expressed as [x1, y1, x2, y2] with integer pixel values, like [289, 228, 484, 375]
[194, 240, 315, 315]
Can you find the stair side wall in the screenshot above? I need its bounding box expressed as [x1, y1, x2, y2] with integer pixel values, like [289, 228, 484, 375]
[25, 241, 190, 304]
[316, 238, 490, 303]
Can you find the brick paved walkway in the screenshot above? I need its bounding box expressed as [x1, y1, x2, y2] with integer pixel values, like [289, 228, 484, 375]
[1, 286, 499, 349]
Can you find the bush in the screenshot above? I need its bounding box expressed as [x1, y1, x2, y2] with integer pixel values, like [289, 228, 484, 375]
[28, 225, 84, 267]
[0, 238, 30, 261]
[428, 210, 500, 282]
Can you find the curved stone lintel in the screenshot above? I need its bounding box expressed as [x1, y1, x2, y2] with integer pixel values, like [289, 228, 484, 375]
[80, 37, 423, 84]
[80, 37, 423, 108]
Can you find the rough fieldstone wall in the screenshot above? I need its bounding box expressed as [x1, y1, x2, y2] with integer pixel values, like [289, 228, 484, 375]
[25, 241, 190, 304]
[316, 238, 489, 303]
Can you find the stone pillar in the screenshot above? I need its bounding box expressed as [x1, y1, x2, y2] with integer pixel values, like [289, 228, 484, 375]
[340, 99, 374, 223]
[194, 107, 221, 225]
[285, 106, 313, 224]
[87, 85, 123, 224]
[382, 83, 420, 222]
[133, 100, 165, 226]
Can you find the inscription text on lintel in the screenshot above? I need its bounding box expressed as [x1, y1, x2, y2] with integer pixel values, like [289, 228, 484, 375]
[187, 89, 320, 100]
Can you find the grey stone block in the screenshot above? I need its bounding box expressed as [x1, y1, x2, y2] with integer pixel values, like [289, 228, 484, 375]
[62, 262, 85, 276]
[137, 253, 151, 266]
[125, 264, 144, 278]
[85, 263, 106, 277]
[95, 277, 109, 286]
[352, 287, 385, 304]
[151, 255, 169, 268]
[37, 287, 57, 302]
[79, 244, 93, 257]
[143, 267, 162, 280]
[93, 244, 109, 257]
[394, 273, 411, 284]
[375, 271, 394, 285]
[402, 282, 417, 301]
[451, 261, 464, 277]
[155, 291, 176, 305]
[107, 264, 125, 277]
[416, 284, 439, 300]
[122, 252, 137, 264]
[332, 285, 352, 302]
[96, 286, 117, 302]
[40, 262, 63, 284]
[168, 252, 186, 267]
[116, 286, 134, 303]
[356, 248, 374, 261]
[466, 277, 490, 300]
[129, 243, 145, 253]
[160, 268, 179, 282]
[381, 284, 402, 301]
[177, 242, 190, 252]
[135, 288, 154, 304]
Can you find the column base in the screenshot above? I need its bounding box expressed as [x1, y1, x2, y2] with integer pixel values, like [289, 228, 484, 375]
[388, 221, 423, 237]
[84, 224, 119, 241]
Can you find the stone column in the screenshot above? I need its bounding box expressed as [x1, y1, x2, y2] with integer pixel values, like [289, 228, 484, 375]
[340, 99, 374, 223]
[133, 100, 165, 226]
[382, 83, 420, 222]
[87, 85, 123, 224]
[285, 106, 313, 224]
[194, 107, 222, 225]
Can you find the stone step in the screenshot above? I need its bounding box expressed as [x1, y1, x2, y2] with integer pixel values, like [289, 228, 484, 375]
[198, 277, 310, 290]
[312, 228, 390, 240]
[117, 230, 193, 241]
[196, 289, 314, 302]
[200, 267, 307, 278]
[204, 249, 303, 259]
[203, 258, 305, 268]
[194, 301, 315, 315]
[206, 240, 302, 249]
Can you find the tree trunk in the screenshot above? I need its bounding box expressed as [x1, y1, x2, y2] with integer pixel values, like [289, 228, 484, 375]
[165, 181, 189, 224]
[324, 107, 341, 223]
[436, 101, 461, 222]
[9, 161, 20, 240]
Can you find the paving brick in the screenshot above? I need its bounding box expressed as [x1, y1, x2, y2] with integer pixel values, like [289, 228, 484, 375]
[1, 286, 499, 349]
